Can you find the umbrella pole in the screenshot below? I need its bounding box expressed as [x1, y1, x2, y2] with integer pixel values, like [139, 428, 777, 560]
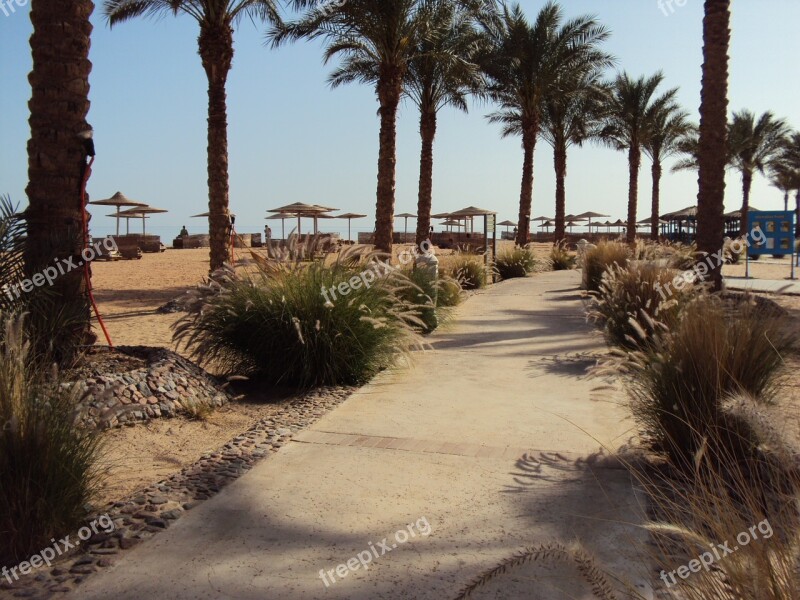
[116, 206, 120, 237]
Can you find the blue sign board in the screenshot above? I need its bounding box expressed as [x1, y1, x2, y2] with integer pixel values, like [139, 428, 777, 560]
[747, 211, 795, 256]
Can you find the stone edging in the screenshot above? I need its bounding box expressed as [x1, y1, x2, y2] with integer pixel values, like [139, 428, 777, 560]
[1, 386, 355, 599]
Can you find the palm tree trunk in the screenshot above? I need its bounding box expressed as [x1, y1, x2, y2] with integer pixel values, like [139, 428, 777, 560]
[795, 190, 800, 238]
[415, 109, 437, 247]
[374, 66, 404, 254]
[626, 144, 640, 245]
[199, 23, 233, 272]
[651, 160, 662, 241]
[25, 0, 94, 342]
[516, 117, 538, 247]
[784, 191, 789, 212]
[739, 171, 752, 237]
[696, 0, 731, 290]
[553, 143, 567, 244]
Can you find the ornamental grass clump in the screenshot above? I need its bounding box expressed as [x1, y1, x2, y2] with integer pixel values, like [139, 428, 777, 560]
[583, 241, 629, 292]
[603, 294, 796, 466]
[449, 253, 488, 290]
[550, 241, 576, 271]
[0, 315, 103, 566]
[495, 246, 537, 280]
[174, 240, 427, 388]
[589, 262, 695, 350]
[633, 400, 800, 600]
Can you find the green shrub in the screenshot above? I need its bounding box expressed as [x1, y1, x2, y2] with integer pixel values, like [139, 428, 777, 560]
[174, 247, 426, 388]
[449, 254, 488, 290]
[589, 263, 693, 350]
[582, 241, 629, 292]
[549, 241, 576, 271]
[495, 247, 536, 280]
[607, 294, 796, 465]
[0, 315, 102, 566]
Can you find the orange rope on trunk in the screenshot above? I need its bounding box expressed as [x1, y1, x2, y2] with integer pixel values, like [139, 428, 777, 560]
[80, 156, 113, 348]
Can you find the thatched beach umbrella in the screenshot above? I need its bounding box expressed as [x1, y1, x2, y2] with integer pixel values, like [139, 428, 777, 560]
[575, 211, 610, 231]
[90, 191, 148, 236]
[394, 212, 417, 240]
[119, 206, 168, 235]
[107, 213, 148, 236]
[265, 213, 290, 239]
[337, 213, 367, 241]
[268, 203, 338, 235]
[498, 219, 517, 233]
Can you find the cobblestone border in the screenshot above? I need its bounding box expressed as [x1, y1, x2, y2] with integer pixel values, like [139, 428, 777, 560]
[1, 386, 355, 599]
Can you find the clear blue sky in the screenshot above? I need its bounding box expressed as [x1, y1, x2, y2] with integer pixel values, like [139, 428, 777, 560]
[1, 1, 799, 239]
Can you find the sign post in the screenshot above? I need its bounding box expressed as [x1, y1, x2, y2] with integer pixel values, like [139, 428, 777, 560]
[484, 214, 497, 284]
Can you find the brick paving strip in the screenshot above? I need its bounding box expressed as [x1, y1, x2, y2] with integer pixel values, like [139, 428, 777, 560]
[0, 386, 356, 600]
[293, 430, 628, 466]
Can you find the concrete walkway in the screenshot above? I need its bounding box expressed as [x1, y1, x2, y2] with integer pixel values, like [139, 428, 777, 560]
[70, 271, 651, 600]
[726, 276, 800, 295]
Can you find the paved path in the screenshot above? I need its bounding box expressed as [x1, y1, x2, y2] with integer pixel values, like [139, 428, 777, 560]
[70, 271, 651, 600]
[726, 276, 800, 295]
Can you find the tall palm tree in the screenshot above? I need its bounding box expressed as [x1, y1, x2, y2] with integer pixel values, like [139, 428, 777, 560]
[477, 2, 611, 247]
[769, 163, 796, 212]
[600, 72, 678, 245]
[26, 0, 95, 347]
[405, 0, 481, 247]
[695, 0, 730, 290]
[104, 0, 282, 271]
[643, 105, 691, 240]
[779, 132, 800, 237]
[540, 71, 608, 243]
[270, 0, 422, 253]
[728, 110, 790, 235]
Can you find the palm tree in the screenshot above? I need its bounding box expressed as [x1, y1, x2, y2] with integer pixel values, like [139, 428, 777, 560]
[601, 72, 678, 245]
[104, 0, 282, 271]
[695, 0, 730, 290]
[270, 0, 422, 253]
[477, 2, 611, 247]
[405, 0, 481, 247]
[728, 110, 790, 235]
[779, 132, 800, 237]
[643, 104, 691, 240]
[540, 72, 608, 243]
[25, 0, 95, 347]
[671, 125, 705, 173]
[769, 163, 796, 212]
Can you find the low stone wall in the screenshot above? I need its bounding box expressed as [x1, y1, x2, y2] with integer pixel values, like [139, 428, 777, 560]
[69, 347, 230, 430]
